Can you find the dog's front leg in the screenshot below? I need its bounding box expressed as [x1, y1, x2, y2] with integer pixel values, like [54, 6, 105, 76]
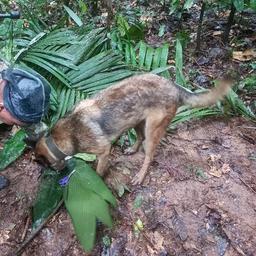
[96, 146, 111, 176]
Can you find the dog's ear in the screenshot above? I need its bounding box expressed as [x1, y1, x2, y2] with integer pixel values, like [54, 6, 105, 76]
[23, 137, 38, 149]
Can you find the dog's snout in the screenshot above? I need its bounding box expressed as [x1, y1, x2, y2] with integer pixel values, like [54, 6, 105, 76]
[51, 160, 66, 171]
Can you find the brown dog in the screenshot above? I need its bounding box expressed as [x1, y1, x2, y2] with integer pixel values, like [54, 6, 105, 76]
[34, 74, 232, 185]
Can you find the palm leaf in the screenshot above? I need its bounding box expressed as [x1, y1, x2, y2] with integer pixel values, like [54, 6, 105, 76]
[175, 38, 186, 86]
[63, 5, 83, 27]
[225, 89, 256, 120]
[0, 129, 26, 171]
[113, 38, 171, 77]
[170, 106, 222, 128]
[64, 159, 116, 252]
[22, 55, 71, 87]
[25, 51, 79, 70]
[79, 70, 134, 93]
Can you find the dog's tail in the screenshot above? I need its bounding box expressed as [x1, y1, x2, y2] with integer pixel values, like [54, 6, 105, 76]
[178, 79, 233, 108]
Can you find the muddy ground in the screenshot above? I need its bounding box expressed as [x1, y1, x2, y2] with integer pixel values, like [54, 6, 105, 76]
[0, 117, 255, 256]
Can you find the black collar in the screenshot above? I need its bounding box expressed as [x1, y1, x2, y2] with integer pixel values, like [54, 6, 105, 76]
[45, 135, 68, 160]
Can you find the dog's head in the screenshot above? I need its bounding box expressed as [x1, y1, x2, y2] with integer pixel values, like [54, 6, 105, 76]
[34, 136, 67, 171]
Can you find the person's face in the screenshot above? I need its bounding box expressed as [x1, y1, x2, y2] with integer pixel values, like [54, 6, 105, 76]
[0, 80, 24, 126]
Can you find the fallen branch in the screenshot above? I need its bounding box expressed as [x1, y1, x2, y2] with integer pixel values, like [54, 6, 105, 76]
[9, 199, 64, 256]
[20, 215, 30, 242]
[238, 176, 256, 194]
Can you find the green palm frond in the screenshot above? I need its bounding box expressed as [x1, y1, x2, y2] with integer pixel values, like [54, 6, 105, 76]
[50, 88, 86, 124]
[170, 106, 222, 129]
[225, 89, 256, 120]
[112, 37, 172, 78]
[11, 27, 135, 125]
[78, 69, 134, 94]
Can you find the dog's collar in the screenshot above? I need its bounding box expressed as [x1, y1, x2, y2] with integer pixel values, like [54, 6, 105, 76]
[45, 135, 68, 161]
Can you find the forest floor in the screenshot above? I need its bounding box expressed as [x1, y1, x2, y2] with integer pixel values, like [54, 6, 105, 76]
[0, 117, 255, 256]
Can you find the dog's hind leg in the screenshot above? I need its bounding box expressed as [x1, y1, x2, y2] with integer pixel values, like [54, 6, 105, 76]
[131, 110, 174, 185]
[124, 121, 145, 155]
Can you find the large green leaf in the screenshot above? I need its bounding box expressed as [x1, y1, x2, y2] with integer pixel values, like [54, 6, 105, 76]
[76, 70, 133, 93]
[138, 41, 147, 68]
[226, 89, 256, 119]
[175, 38, 186, 86]
[250, 0, 256, 9]
[67, 175, 113, 226]
[63, 5, 83, 27]
[23, 55, 71, 87]
[64, 158, 116, 252]
[50, 88, 86, 124]
[72, 159, 116, 206]
[233, 0, 245, 11]
[0, 129, 26, 171]
[159, 44, 170, 78]
[64, 181, 97, 252]
[144, 46, 154, 70]
[75, 153, 96, 162]
[184, 0, 194, 9]
[25, 50, 79, 70]
[169, 0, 180, 14]
[32, 169, 63, 230]
[70, 52, 122, 84]
[15, 28, 106, 90]
[115, 37, 170, 77]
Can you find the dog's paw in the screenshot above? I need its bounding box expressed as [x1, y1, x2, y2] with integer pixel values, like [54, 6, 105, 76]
[124, 147, 137, 155]
[131, 174, 144, 185]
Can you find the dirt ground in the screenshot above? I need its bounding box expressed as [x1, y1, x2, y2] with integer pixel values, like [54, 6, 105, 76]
[0, 117, 255, 256]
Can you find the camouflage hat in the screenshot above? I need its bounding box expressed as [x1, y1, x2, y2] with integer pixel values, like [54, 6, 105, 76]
[2, 68, 51, 124]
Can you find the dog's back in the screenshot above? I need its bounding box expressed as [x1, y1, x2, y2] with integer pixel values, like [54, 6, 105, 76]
[87, 74, 179, 139]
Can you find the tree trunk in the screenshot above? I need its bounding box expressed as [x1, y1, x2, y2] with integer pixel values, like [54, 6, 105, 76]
[88, 0, 99, 16]
[222, 3, 236, 44]
[195, 2, 206, 53]
[102, 0, 113, 27]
